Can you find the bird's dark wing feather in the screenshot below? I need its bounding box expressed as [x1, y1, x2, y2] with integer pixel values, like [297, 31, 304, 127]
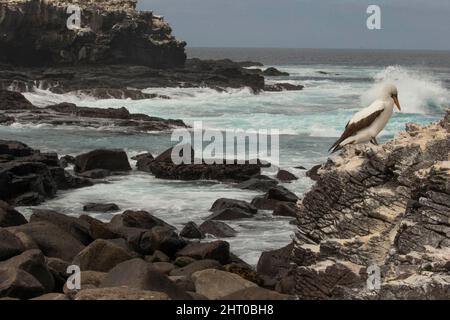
[329, 109, 384, 153]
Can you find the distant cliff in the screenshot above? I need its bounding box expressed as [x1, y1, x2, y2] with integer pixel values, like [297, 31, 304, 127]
[0, 0, 186, 67]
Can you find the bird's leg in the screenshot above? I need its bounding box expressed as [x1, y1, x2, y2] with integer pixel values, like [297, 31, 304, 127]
[370, 137, 379, 145]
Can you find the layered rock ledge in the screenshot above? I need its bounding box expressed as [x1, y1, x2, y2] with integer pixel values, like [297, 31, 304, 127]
[0, 90, 187, 132]
[262, 110, 450, 299]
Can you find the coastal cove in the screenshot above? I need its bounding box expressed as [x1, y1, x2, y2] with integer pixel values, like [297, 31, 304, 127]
[1, 48, 449, 265]
[1, 0, 449, 301]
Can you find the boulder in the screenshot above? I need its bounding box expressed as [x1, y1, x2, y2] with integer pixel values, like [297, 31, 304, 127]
[266, 186, 299, 203]
[74, 149, 131, 173]
[78, 215, 119, 240]
[180, 222, 205, 239]
[46, 257, 70, 290]
[152, 262, 175, 275]
[30, 209, 92, 245]
[174, 256, 196, 268]
[192, 269, 258, 300]
[72, 239, 133, 272]
[235, 176, 279, 191]
[257, 243, 294, 281]
[175, 241, 231, 265]
[100, 258, 191, 300]
[8, 222, 85, 262]
[145, 250, 171, 263]
[83, 203, 120, 213]
[205, 208, 254, 221]
[199, 221, 237, 238]
[59, 155, 75, 168]
[109, 210, 173, 230]
[170, 259, 223, 278]
[0, 90, 36, 110]
[75, 287, 169, 300]
[0, 249, 55, 293]
[0, 228, 25, 261]
[0, 201, 27, 227]
[136, 226, 186, 257]
[0, 268, 44, 299]
[210, 198, 257, 214]
[276, 170, 298, 182]
[133, 153, 155, 172]
[273, 202, 299, 217]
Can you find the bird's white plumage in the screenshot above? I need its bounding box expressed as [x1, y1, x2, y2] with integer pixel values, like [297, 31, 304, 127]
[331, 84, 400, 151]
[340, 99, 394, 146]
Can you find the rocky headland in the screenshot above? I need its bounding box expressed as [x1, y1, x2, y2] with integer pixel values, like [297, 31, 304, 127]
[0, 1, 300, 97]
[258, 110, 450, 300]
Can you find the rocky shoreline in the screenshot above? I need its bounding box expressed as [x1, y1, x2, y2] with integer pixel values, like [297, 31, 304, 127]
[1, 111, 448, 300]
[0, 90, 187, 133]
[260, 110, 450, 300]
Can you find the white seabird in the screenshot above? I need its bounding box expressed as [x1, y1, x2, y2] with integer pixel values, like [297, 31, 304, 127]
[329, 84, 401, 153]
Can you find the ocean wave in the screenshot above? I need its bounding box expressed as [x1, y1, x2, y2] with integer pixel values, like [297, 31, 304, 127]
[361, 65, 450, 114]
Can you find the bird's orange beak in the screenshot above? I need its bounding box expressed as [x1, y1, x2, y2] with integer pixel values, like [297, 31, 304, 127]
[392, 95, 401, 111]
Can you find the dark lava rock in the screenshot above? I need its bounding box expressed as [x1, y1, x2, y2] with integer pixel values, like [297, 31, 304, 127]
[235, 176, 279, 192]
[133, 153, 155, 173]
[0, 201, 27, 227]
[205, 208, 254, 221]
[72, 239, 133, 272]
[109, 210, 174, 231]
[78, 215, 119, 240]
[257, 243, 295, 281]
[136, 226, 186, 257]
[0, 90, 36, 110]
[170, 259, 223, 277]
[147, 146, 266, 182]
[30, 209, 92, 245]
[0, 0, 186, 68]
[59, 155, 75, 168]
[262, 67, 289, 77]
[180, 222, 205, 239]
[273, 202, 299, 217]
[100, 258, 191, 300]
[8, 222, 85, 262]
[83, 203, 120, 213]
[0, 228, 25, 261]
[74, 149, 131, 173]
[264, 83, 304, 92]
[0, 249, 55, 293]
[266, 186, 299, 203]
[175, 241, 231, 265]
[276, 170, 298, 182]
[210, 198, 257, 214]
[199, 221, 237, 238]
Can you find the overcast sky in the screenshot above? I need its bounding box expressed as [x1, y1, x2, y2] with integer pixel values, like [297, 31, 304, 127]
[138, 0, 450, 50]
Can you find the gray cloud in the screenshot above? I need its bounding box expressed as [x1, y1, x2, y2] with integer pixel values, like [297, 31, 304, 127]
[138, 0, 450, 50]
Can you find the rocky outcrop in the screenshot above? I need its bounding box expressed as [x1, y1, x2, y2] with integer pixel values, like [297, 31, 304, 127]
[146, 146, 267, 182]
[0, 139, 92, 205]
[282, 110, 450, 300]
[0, 0, 186, 68]
[0, 91, 188, 133]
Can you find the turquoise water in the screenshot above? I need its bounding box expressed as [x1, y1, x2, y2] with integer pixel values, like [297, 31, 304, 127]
[1, 49, 449, 264]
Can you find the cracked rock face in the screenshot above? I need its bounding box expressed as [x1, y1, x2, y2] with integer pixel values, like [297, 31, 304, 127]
[287, 109, 450, 300]
[0, 0, 186, 67]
